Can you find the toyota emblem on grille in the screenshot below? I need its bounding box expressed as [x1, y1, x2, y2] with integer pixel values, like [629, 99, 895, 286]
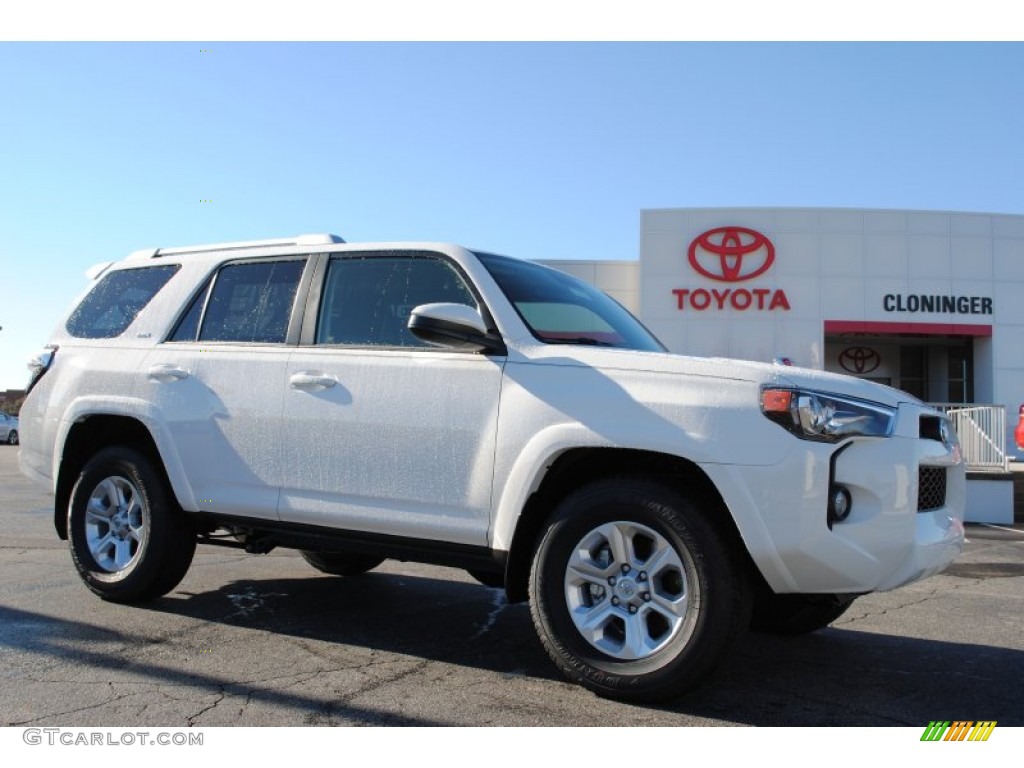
[838, 346, 881, 374]
[688, 227, 775, 282]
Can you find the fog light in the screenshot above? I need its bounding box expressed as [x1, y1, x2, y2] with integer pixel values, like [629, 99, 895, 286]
[830, 486, 852, 522]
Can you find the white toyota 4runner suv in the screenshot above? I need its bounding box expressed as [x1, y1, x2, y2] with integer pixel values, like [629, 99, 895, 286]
[20, 234, 965, 702]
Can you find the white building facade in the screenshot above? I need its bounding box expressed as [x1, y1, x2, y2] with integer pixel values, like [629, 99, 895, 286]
[542, 207, 1024, 522]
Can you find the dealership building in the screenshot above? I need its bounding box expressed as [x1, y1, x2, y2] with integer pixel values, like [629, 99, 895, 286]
[541, 207, 1024, 524]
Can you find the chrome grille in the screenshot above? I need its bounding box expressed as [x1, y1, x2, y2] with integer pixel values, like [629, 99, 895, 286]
[918, 467, 947, 512]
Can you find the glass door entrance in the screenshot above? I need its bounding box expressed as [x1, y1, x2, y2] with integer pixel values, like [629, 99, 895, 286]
[824, 335, 975, 404]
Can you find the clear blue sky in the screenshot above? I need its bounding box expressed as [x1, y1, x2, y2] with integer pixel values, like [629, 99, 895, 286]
[2, 42, 1023, 389]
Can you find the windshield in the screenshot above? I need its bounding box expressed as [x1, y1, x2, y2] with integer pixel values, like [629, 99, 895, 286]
[475, 252, 665, 352]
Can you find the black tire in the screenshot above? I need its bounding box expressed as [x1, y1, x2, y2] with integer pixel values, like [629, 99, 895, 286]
[68, 446, 196, 603]
[300, 550, 385, 576]
[467, 569, 505, 588]
[750, 593, 856, 635]
[529, 478, 751, 703]
[7, 430, 17, 446]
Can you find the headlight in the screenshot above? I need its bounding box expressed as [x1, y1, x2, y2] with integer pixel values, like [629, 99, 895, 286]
[761, 388, 895, 442]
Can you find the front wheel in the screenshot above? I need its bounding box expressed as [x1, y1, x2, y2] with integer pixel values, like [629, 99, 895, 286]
[68, 446, 196, 603]
[529, 478, 751, 703]
[7, 430, 17, 445]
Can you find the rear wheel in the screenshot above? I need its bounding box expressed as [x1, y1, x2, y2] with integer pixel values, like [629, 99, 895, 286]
[529, 478, 751, 702]
[7, 430, 17, 445]
[68, 446, 196, 603]
[750, 593, 856, 635]
[300, 550, 384, 576]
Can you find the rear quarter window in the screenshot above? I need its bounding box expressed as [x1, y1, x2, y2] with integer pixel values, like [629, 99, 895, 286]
[198, 259, 305, 344]
[66, 265, 180, 339]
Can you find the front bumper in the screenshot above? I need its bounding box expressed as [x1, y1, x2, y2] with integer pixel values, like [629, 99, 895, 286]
[704, 402, 965, 594]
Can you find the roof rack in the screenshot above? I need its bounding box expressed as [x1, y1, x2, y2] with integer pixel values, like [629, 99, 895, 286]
[126, 233, 346, 260]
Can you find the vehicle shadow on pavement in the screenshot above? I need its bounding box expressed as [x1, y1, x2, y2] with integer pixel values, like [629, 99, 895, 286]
[0, 591, 483, 726]
[673, 628, 1024, 726]
[147, 571, 555, 679]
[145, 570, 1023, 726]
[4, 571, 1022, 726]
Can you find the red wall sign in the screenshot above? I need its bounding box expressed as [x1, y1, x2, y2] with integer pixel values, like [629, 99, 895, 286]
[672, 227, 790, 311]
[688, 226, 775, 282]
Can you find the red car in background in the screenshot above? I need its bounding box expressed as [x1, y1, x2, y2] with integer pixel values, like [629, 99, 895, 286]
[1016, 404, 1024, 451]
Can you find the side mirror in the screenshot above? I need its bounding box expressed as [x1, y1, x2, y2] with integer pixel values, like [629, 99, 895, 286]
[408, 303, 501, 352]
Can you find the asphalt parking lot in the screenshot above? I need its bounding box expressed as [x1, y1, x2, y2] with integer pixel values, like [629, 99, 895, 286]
[1, 447, 1022, 727]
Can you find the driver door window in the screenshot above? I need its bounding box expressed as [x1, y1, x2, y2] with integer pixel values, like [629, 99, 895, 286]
[316, 255, 476, 347]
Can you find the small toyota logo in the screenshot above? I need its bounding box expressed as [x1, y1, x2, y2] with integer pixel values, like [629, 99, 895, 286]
[838, 346, 881, 374]
[688, 227, 775, 282]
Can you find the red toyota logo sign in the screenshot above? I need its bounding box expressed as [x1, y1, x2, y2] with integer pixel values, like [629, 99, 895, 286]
[671, 225, 789, 312]
[688, 227, 775, 282]
[838, 346, 881, 374]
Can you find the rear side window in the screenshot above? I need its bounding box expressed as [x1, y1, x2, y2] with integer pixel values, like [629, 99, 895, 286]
[198, 260, 304, 343]
[66, 265, 180, 339]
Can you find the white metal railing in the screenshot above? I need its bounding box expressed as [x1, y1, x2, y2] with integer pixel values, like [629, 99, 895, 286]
[931, 403, 1008, 473]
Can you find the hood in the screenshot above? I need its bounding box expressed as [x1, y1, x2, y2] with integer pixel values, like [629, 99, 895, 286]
[773, 365, 919, 409]
[515, 344, 918, 409]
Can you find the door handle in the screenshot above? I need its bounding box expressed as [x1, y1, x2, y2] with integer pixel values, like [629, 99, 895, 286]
[289, 371, 337, 391]
[147, 364, 190, 383]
